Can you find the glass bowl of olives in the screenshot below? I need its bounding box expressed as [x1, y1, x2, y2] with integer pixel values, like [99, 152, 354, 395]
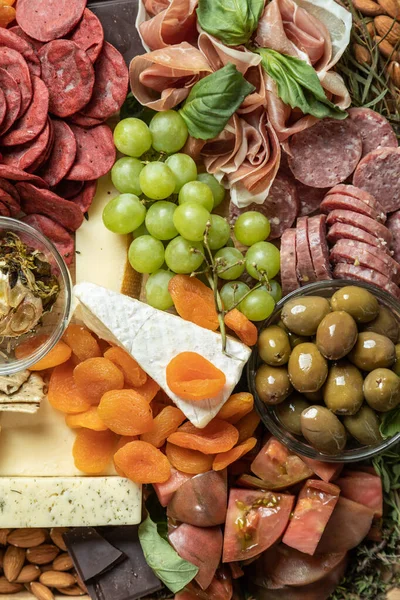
[247, 279, 400, 462]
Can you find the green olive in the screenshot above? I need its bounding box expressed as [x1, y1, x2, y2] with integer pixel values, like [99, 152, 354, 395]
[316, 311, 358, 360]
[288, 343, 328, 393]
[281, 296, 331, 336]
[276, 320, 309, 348]
[275, 394, 310, 435]
[258, 325, 291, 366]
[363, 368, 400, 412]
[343, 405, 383, 445]
[323, 361, 364, 415]
[361, 306, 399, 344]
[255, 364, 293, 406]
[304, 389, 324, 403]
[393, 344, 400, 377]
[331, 286, 379, 323]
[301, 405, 347, 455]
[348, 332, 396, 371]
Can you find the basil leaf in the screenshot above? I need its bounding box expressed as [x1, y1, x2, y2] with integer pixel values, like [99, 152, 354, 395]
[256, 48, 347, 120]
[179, 63, 255, 140]
[197, 0, 264, 46]
[380, 406, 400, 439]
[138, 514, 198, 593]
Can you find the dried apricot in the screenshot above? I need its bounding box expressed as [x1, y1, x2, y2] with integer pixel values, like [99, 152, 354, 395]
[48, 361, 91, 414]
[168, 275, 219, 331]
[132, 377, 160, 402]
[167, 419, 239, 454]
[224, 309, 258, 346]
[166, 442, 214, 475]
[114, 440, 171, 484]
[73, 429, 117, 474]
[236, 411, 261, 444]
[73, 357, 124, 405]
[141, 406, 186, 448]
[62, 324, 101, 363]
[65, 407, 108, 432]
[217, 393, 254, 424]
[212, 437, 257, 471]
[166, 352, 226, 401]
[114, 436, 139, 476]
[104, 346, 147, 387]
[98, 389, 153, 436]
[15, 334, 72, 370]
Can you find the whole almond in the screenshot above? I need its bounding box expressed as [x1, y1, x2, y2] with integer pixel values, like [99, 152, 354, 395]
[353, 0, 385, 15]
[0, 529, 10, 546]
[27, 544, 60, 565]
[57, 585, 85, 596]
[31, 581, 55, 600]
[367, 20, 376, 35]
[39, 571, 76, 589]
[354, 42, 373, 63]
[375, 34, 400, 57]
[8, 528, 47, 549]
[375, 15, 400, 43]
[3, 546, 25, 582]
[49, 528, 68, 552]
[388, 59, 400, 84]
[52, 553, 73, 572]
[16, 564, 41, 584]
[378, 0, 400, 18]
[73, 570, 87, 593]
[0, 576, 23, 593]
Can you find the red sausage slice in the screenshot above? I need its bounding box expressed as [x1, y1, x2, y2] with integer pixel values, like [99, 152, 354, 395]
[307, 215, 332, 280]
[353, 147, 400, 213]
[387, 210, 400, 263]
[68, 8, 104, 64]
[0, 28, 40, 78]
[326, 209, 392, 248]
[16, 0, 86, 43]
[348, 107, 398, 157]
[333, 263, 400, 299]
[0, 69, 21, 137]
[326, 222, 391, 255]
[22, 214, 75, 266]
[330, 241, 395, 283]
[331, 238, 400, 283]
[68, 180, 97, 214]
[66, 124, 116, 181]
[0, 47, 32, 118]
[1, 120, 51, 172]
[296, 216, 317, 284]
[39, 120, 77, 187]
[280, 228, 299, 296]
[326, 184, 385, 217]
[320, 193, 385, 223]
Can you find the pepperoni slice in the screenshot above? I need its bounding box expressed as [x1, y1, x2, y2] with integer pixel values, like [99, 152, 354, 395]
[307, 215, 332, 280]
[66, 124, 116, 181]
[16, 0, 86, 43]
[39, 120, 77, 187]
[1, 120, 51, 171]
[68, 8, 104, 64]
[296, 217, 316, 285]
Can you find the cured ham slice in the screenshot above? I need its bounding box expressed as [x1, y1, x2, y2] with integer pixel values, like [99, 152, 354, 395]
[139, 0, 198, 51]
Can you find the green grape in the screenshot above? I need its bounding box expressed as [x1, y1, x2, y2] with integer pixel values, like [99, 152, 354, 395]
[268, 280, 282, 303]
[145, 201, 178, 240]
[173, 203, 210, 242]
[111, 157, 143, 196]
[178, 181, 214, 212]
[145, 269, 174, 310]
[132, 222, 149, 238]
[215, 247, 245, 280]
[220, 281, 250, 311]
[149, 110, 188, 154]
[165, 154, 197, 193]
[207, 215, 231, 250]
[165, 237, 204, 274]
[245, 242, 280, 281]
[234, 211, 271, 247]
[113, 118, 152, 157]
[102, 194, 146, 234]
[139, 162, 176, 200]
[128, 235, 165, 274]
[197, 173, 225, 208]
[240, 289, 275, 321]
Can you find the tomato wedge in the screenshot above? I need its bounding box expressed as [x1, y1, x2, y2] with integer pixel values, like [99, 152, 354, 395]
[317, 497, 374, 554]
[336, 471, 383, 517]
[153, 468, 192, 507]
[300, 456, 344, 483]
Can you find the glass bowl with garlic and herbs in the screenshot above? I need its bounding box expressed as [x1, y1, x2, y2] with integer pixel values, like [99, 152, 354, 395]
[0, 217, 72, 375]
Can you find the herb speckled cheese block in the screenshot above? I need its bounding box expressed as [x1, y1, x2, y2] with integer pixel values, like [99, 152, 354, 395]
[74, 282, 251, 428]
[0, 477, 141, 527]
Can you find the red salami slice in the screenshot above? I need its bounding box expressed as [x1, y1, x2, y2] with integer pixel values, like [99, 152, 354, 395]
[0, 189, 20, 217]
[69, 180, 97, 213]
[307, 215, 332, 280]
[9, 26, 44, 53]
[0, 68, 21, 137]
[78, 42, 129, 123]
[1, 76, 49, 147]
[333, 238, 400, 283]
[0, 166, 48, 188]
[0, 90, 5, 130]
[327, 223, 390, 255]
[16, 182, 84, 231]
[0, 47, 32, 118]
[27, 119, 55, 174]
[53, 180, 84, 199]
[68, 9, 104, 64]
[387, 211, 400, 264]
[0, 200, 11, 217]
[1, 120, 51, 171]
[325, 184, 385, 218]
[320, 194, 384, 223]
[348, 107, 398, 157]
[326, 210, 392, 248]
[330, 241, 394, 283]
[0, 28, 41, 78]
[297, 183, 328, 217]
[280, 228, 299, 296]
[353, 147, 400, 214]
[333, 263, 400, 299]
[296, 217, 316, 284]
[0, 179, 21, 209]
[38, 40, 95, 118]
[66, 124, 116, 181]
[16, 0, 86, 43]
[39, 120, 77, 187]
[68, 113, 103, 128]
[22, 214, 75, 266]
[288, 119, 362, 188]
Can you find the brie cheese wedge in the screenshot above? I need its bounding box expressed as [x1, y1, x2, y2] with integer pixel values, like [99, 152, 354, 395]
[74, 282, 252, 428]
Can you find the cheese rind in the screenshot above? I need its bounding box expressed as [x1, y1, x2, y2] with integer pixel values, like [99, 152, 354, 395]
[0, 477, 141, 527]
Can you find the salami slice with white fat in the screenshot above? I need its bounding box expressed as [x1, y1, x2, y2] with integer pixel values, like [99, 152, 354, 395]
[296, 217, 316, 284]
[297, 183, 328, 217]
[348, 107, 398, 157]
[327, 223, 390, 255]
[288, 119, 362, 188]
[320, 194, 384, 223]
[326, 210, 392, 248]
[336, 238, 400, 283]
[307, 215, 332, 280]
[387, 211, 400, 264]
[330, 240, 397, 283]
[16, 0, 86, 43]
[325, 184, 385, 220]
[280, 229, 299, 296]
[333, 263, 400, 299]
[353, 147, 400, 214]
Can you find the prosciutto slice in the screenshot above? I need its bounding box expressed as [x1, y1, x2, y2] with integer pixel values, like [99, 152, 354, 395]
[129, 42, 212, 110]
[139, 0, 198, 50]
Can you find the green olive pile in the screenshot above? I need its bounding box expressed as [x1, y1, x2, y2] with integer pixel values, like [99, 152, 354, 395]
[255, 286, 400, 455]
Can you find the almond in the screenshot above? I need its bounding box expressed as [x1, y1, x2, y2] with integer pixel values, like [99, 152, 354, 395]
[7, 528, 47, 548]
[49, 528, 68, 552]
[41, 564, 55, 573]
[388, 59, 400, 84]
[367, 20, 376, 35]
[3, 545, 25, 582]
[31, 581, 55, 600]
[0, 529, 11, 545]
[378, 0, 400, 18]
[57, 585, 85, 596]
[374, 15, 400, 43]
[0, 548, 4, 569]
[353, 0, 385, 15]
[39, 571, 76, 589]
[375, 34, 400, 57]
[16, 564, 41, 584]
[0, 576, 23, 594]
[52, 552, 74, 572]
[27, 544, 60, 565]
[354, 42, 372, 63]
[73, 570, 87, 593]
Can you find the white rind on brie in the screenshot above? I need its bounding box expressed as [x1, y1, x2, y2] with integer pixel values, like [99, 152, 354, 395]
[74, 282, 251, 428]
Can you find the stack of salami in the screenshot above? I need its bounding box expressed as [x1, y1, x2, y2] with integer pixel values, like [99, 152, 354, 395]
[0, 0, 129, 264]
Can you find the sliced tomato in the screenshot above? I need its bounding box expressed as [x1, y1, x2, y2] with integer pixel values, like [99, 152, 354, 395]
[300, 457, 344, 482]
[154, 468, 192, 507]
[181, 569, 233, 600]
[282, 479, 340, 556]
[222, 488, 295, 563]
[169, 524, 223, 590]
[336, 471, 383, 517]
[250, 438, 313, 490]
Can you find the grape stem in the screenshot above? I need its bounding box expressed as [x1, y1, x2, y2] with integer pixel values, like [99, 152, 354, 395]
[215, 258, 245, 275]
